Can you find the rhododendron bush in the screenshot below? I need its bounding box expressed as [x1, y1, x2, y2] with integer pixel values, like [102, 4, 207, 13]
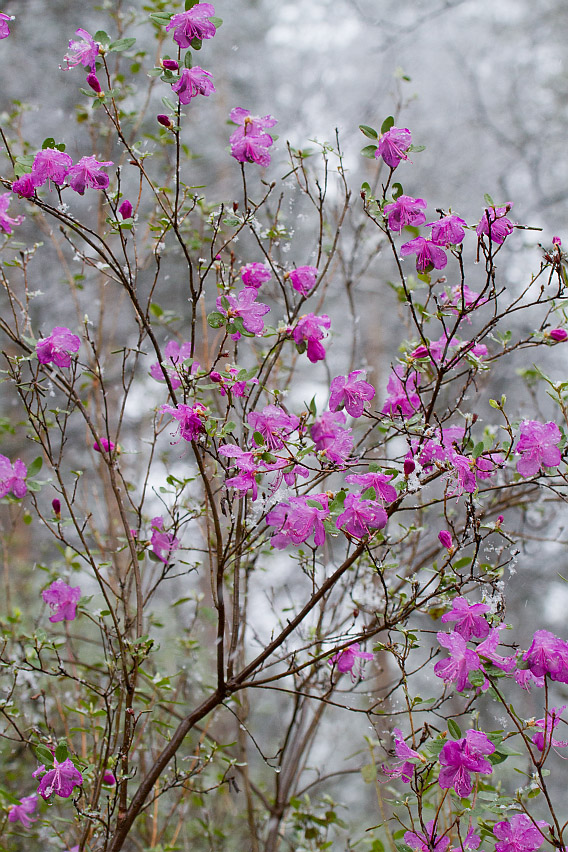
[1, 3, 568, 852]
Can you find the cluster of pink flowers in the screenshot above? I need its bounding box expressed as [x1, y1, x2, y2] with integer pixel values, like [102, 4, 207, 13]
[149, 340, 196, 390]
[42, 579, 81, 622]
[13, 148, 112, 198]
[161, 402, 208, 443]
[216, 288, 270, 338]
[515, 420, 562, 478]
[438, 729, 495, 796]
[150, 517, 180, 563]
[0, 455, 27, 499]
[292, 313, 331, 363]
[229, 107, 277, 167]
[36, 326, 81, 368]
[0, 192, 24, 234]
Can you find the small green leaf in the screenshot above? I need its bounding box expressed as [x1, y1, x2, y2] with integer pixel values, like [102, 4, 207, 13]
[361, 763, 377, 783]
[149, 11, 173, 24]
[185, 0, 199, 8]
[34, 745, 54, 767]
[380, 115, 395, 134]
[108, 37, 136, 52]
[361, 144, 378, 159]
[472, 442, 485, 460]
[392, 182, 403, 200]
[42, 137, 56, 150]
[184, 50, 193, 69]
[448, 719, 462, 739]
[55, 742, 69, 762]
[209, 16, 223, 27]
[207, 311, 226, 328]
[253, 431, 265, 446]
[94, 30, 111, 48]
[483, 193, 495, 207]
[359, 124, 378, 140]
[27, 456, 43, 477]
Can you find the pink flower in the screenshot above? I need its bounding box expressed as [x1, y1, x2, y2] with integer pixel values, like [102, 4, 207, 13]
[293, 313, 331, 362]
[172, 67, 216, 104]
[8, 794, 38, 828]
[31, 148, 73, 188]
[118, 199, 133, 219]
[382, 728, 421, 783]
[219, 444, 262, 501]
[344, 472, 397, 503]
[67, 156, 113, 195]
[0, 13, 13, 39]
[229, 109, 277, 167]
[329, 370, 376, 418]
[374, 127, 412, 169]
[515, 420, 562, 477]
[166, 4, 216, 47]
[400, 236, 448, 272]
[438, 530, 453, 550]
[230, 107, 278, 137]
[440, 284, 488, 318]
[0, 192, 23, 233]
[549, 328, 568, 342]
[216, 288, 270, 337]
[161, 402, 207, 442]
[336, 493, 388, 538]
[434, 631, 482, 692]
[311, 411, 354, 464]
[405, 820, 450, 852]
[266, 495, 329, 549]
[493, 815, 549, 852]
[36, 326, 81, 367]
[428, 214, 468, 246]
[441, 597, 490, 640]
[42, 579, 81, 622]
[476, 627, 517, 673]
[248, 404, 299, 449]
[150, 517, 180, 563]
[287, 266, 319, 296]
[35, 757, 83, 799]
[383, 194, 426, 232]
[476, 205, 514, 244]
[438, 730, 495, 796]
[381, 366, 420, 419]
[0, 455, 27, 499]
[93, 438, 116, 454]
[328, 642, 373, 681]
[522, 629, 568, 683]
[241, 262, 271, 288]
[12, 173, 35, 199]
[150, 340, 195, 390]
[531, 706, 568, 752]
[62, 28, 99, 71]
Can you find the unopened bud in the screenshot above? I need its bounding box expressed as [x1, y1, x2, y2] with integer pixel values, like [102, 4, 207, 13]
[210, 371, 222, 383]
[86, 72, 103, 95]
[404, 458, 415, 477]
[157, 114, 173, 128]
[549, 328, 568, 342]
[553, 236, 562, 247]
[103, 771, 117, 785]
[411, 344, 429, 359]
[118, 199, 133, 220]
[52, 498, 61, 518]
[438, 530, 453, 551]
[161, 58, 179, 71]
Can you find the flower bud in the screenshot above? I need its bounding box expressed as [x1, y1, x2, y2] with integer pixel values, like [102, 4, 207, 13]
[210, 371, 222, 383]
[118, 199, 133, 220]
[93, 438, 116, 454]
[86, 72, 103, 95]
[404, 457, 415, 477]
[438, 530, 453, 550]
[157, 114, 173, 128]
[549, 328, 568, 342]
[553, 236, 562, 247]
[411, 344, 429, 359]
[52, 498, 61, 518]
[161, 58, 179, 71]
[102, 771, 116, 785]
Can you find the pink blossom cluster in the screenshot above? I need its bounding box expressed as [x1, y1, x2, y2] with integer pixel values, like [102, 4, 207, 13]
[229, 107, 277, 167]
[13, 148, 112, 197]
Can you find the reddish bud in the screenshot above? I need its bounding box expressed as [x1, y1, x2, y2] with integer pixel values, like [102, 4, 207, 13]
[118, 199, 133, 220]
[210, 371, 222, 383]
[94, 438, 116, 454]
[157, 114, 173, 128]
[404, 458, 415, 477]
[411, 344, 429, 359]
[553, 236, 562, 247]
[550, 328, 568, 342]
[52, 498, 61, 517]
[86, 72, 103, 95]
[438, 530, 453, 550]
[102, 771, 116, 785]
[161, 58, 179, 71]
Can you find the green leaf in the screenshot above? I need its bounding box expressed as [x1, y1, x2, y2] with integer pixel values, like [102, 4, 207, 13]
[484, 193, 495, 207]
[94, 30, 111, 48]
[191, 36, 202, 50]
[55, 742, 69, 762]
[184, 50, 193, 69]
[209, 16, 223, 27]
[27, 456, 43, 477]
[472, 441, 485, 460]
[185, 0, 199, 8]
[109, 37, 137, 52]
[392, 182, 403, 200]
[361, 144, 378, 159]
[408, 145, 425, 153]
[34, 745, 54, 767]
[361, 763, 377, 783]
[359, 124, 378, 140]
[42, 137, 56, 150]
[149, 11, 173, 24]
[253, 431, 265, 446]
[207, 311, 226, 329]
[448, 719, 462, 739]
[380, 115, 395, 134]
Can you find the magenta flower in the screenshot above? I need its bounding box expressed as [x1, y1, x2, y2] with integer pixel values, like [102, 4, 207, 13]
[311, 411, 354, 464]
[210, 365, 257, 398]
[161, 402, 207, 442]
[216, 288, 270, 337]
[8, 794, 38, 828]
[93, 437, 116, 454]
[336, 493, 388, 538]
[287, 266, 319, 296]
[438, 530, 453, 550]
[375, 127, 412, 169]
[494, 815, 549, 852]
[150, 340, 195, 390]
[0, 12, 13, 39]
[438, 730, 495, 796]
[400, 236, 448, 272]
[31, 148, 73, 188]
[150, 517, 180, 564]
[382, 728, 422, 783]
[172, 67, 216, 104]
[229, 109, 277, 167]
[241, 262, 271, 288]
[446, 452, 477, 497]
[531, 706, 568, 752]
[0, 455, 27, 499]
[329, 370, 375, 418]
[384, 194, 426, 232]
[477, 205, 514, 244]
[523, 629, 568, 683]
[428, 214, 468, 246]
[344, 471, 397, 503]
[549, 328, 568, 341]
[382, 366, 420, 419]
[266, 495, 329, 549]
[440, 284, 488, 319]
[12, 173, 35, 199]
[67, 156, 113, 195]
[476, 627, 517, 673]
[0, 191, 23, 234]
[36, 326, 81, 367]
[62, 28, 99, 71]
[118, 199, 133, 219]
[248, 404, 299, 450]
[405, 820, 450, 852]
[219, 444, 263, 501]
[42, 579, 81, 622]
[166, 4, 216, 47]
[35, 757, 83, 799]
[293, 313, 331, 363]
[515, 420, 562, 477]
[230, 107, 278, 137]
[328, 642, 373, 681]
[441, 597, 490, 640]
[434, 631, 482, 692]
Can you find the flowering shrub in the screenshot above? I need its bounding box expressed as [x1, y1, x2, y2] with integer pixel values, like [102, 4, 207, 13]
[1, 4, 568, 852]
